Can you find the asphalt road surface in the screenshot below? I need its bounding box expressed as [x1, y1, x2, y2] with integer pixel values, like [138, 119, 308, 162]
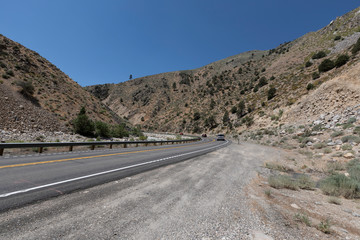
[0, 138, 229, 212]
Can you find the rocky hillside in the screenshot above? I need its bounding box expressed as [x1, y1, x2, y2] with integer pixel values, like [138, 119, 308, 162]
[87, 7, 360, 134]
[0, 34, 124, 134]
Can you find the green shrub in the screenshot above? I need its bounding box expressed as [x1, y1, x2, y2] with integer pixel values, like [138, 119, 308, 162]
[294, 213, 311, 226]
[265, 162, 292, 172]
[346, 158, 360, 170]
[328, 196, 341, 205]
[335, 54, 349, 68]
[112, 124, 129, 138]
[318, 59, 335, 72]
[131, 126, 144, 137]
[354, 126, 360, 135]
[305, 61, 313, 67]
[2, 74, 10, 79]
[342, 123, 354, 129]
[331, 131, 344, 137]
[351, 37, 360, 55]
[326, 161, 345, 173]
[264, 189, 272, 197]
[312, 72, 320, 80]
[312, 51, 327, 59]
[0, 61, 6, 68]
[6, 70, 14, 76]
[323, 148, 332, 154]
[341, 135, 360, 143]
[349, 164, 360, 182]
[258, 77, 268, 87]
[73, 107, 95, 137]
[313, 142, 327, 149]
[95, 121, 111, 138]
[193, 112, 201, 121]
[139, 135, 148, 141]
[347, 117, 356, 124]
[312, 124, 323, 131]
[320, 174, 360, 198]
[341, 144, 352, 151]
[16, 80, 35, 96]
[334, 35, 341, 41]
[317, 219, 331, 234]
[267, 87, 276, 100]
[230, 106, 237, 114]
[297, 174, 315, 190]
[306, 83, 314, 91]
[268, 175, 298, 190]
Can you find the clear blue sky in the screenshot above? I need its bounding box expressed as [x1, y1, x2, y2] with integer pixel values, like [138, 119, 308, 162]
[1, 1, 359, 86]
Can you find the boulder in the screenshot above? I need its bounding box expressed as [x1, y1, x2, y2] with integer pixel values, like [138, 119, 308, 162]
[344, 153, 354, 159]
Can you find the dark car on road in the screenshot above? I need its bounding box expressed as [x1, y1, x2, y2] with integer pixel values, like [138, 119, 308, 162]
[202, 133, 207, 137]
[216, 134, 225, 141]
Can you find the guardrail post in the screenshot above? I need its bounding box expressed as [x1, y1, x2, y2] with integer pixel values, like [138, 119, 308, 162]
[38, 147, 43, 154]
[160, 142, 163, 145]
[0, 148, 3, 156]
[109, 144, 113, 149]
[154, 142, 157, 146]
[124, 143, 127, 148]
[145, 142, 148, 147]
[91, 145, 95, 150]
[69, 146, 73, 152]
[136, 143, 139, 147]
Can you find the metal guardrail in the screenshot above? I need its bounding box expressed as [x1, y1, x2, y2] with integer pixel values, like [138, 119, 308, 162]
[0, 137, 201, 156]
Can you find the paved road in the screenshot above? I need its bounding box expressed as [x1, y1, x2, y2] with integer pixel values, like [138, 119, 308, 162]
[0, 142, 314, 240]
[0, 138, 229, 212]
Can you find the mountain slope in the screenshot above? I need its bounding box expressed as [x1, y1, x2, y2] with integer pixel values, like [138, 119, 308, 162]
[88, 7, 360, 134]
[0, 34, 124, 133]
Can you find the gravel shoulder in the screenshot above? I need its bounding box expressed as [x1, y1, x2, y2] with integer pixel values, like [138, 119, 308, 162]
[0, 143, 322, 240]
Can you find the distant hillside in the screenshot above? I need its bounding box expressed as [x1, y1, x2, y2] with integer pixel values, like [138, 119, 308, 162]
[0, 34, 124, 133]
[87, 7, 360, 134]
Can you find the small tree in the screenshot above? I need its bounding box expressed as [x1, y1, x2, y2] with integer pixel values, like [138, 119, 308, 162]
[305, 61, 313, 68]
[16, 80, 34, 97]
[204, 115, 218, 129]
[237, 100, 246, 117]
[312, 51, 327, 59]
[318, 59, 335, 72]
[306, 83, 315, 91]
[312, 72, 320, 80]
[112, 123, 129, 138]
[193, 112, 201, 121]
[230, 106, 237, 114]
[73, 107, 95, 137]
[267, 87, 276, 100]
[210, 99, 216, 110]
[131, 125, 144, 137]
[129, 74, 133, 80]
[95, 121, 111, 138]
[335, 54, 349, 68]
[258, 77, 268, 87]
[222, 110, 230, 125]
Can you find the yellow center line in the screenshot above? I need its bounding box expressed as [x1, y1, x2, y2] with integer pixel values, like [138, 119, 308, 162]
[0, 139, 215, 169]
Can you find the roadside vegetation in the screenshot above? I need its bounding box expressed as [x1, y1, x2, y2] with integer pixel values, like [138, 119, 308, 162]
[73, 107, 146, 140]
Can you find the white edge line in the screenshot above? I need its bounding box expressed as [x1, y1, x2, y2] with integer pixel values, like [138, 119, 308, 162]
[0, 140, 229, 198]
